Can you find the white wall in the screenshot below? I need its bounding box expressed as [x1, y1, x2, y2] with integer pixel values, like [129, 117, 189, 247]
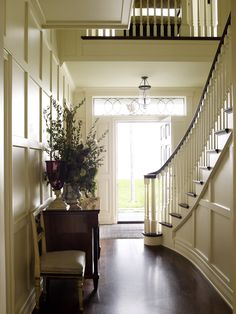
[3, 1, 74, 313]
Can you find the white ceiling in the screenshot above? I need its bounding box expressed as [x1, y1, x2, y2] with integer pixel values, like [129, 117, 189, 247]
[37, 0, 133, 28]
[36, 0, 213, 89]
[65, 61, 211, 89]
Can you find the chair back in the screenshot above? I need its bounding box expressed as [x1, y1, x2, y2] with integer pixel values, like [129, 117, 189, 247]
[31, 208, 46, 277]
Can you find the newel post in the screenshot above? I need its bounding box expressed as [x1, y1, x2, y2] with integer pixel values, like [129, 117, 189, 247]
[143, 174, 162, 246]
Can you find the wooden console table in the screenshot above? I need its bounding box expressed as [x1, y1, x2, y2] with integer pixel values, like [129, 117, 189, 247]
[43, 209, 100, 290]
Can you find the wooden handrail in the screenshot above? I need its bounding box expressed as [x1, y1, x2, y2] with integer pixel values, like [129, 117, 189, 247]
[144, 14, 231, 179]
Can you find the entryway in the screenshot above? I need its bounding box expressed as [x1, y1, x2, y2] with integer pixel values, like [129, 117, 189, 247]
[117, 121, 162, 222]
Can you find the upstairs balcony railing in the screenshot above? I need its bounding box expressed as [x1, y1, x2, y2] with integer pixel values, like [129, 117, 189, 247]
[83, 0, 223, 39]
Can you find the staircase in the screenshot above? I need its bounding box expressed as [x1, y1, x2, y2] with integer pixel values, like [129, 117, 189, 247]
[143, 16, 233, 303]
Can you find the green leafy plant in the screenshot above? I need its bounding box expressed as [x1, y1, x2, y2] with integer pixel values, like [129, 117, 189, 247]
[44, 99, 108, 196]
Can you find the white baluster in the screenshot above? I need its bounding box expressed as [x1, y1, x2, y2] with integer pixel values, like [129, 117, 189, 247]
[160, 0, 164, 37]
[197, 0, 201, 36]
[174, 0, 178, 36]
[147, 0, 150, 36]
[140, 0, 143, 36]
[144, 177, 150, 234]
[153, 0, 157, 37]
[150, 178, 157, 233]
[133, 2, 136, 37]
[167, 0, 171, 36]
[158, 174, 162, 223]
[180, 0, 191, 36]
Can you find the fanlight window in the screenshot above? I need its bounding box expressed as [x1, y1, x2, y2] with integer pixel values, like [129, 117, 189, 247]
[93, 97, 186, 116]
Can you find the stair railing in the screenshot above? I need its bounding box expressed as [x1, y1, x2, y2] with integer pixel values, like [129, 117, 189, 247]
[84, 0, 222, 39]
[144, 15, 232, 236]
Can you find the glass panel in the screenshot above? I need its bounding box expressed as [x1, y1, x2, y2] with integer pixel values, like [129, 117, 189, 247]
[117, 122, 162, 222]
[93, 97, 186, 116]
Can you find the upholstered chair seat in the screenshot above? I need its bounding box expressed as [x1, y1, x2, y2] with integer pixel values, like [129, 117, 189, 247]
[41, 250, 86, 275]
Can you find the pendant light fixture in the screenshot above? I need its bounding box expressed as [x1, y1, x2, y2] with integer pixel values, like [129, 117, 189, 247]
[138, 76, 151, 109]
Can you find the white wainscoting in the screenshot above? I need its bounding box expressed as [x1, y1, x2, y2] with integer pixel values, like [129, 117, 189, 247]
[3, 1, 74, 312]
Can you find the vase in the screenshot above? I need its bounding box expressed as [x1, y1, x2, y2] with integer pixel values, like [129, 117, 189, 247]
[63, 183, 82, 209]
[45, 160, 67, 210]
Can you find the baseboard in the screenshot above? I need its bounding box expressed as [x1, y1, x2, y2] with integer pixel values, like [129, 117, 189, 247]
[18, 289, 35, 314]
[174, 238, 233, 308]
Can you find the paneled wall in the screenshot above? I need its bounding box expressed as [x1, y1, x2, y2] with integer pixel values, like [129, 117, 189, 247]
[174, 143, 234, 305]
[0, 0, 6, 313]
[3, 1, 74, 313]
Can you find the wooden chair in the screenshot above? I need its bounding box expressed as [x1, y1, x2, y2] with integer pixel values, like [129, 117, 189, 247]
[31, 208, 86, 311]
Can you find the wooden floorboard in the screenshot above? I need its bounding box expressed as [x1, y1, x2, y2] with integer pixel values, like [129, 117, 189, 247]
[34, 239, 232, 314]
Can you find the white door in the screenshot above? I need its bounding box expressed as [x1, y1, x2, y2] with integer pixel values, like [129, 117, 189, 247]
[96, 117, 170, 224]
[116, 121, 164, 222]
[96, 117, 117, 224]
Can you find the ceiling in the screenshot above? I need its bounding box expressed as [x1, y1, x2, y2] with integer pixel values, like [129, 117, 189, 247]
[37, 0, 133, 28]
[65, 61, 212, 89]
[39, 0, 213, 90]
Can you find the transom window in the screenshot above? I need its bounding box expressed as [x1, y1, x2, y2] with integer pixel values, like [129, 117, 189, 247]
[93, 97, 186, 116]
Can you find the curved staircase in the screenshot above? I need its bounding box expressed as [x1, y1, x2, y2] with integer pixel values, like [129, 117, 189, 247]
[143, 15, 233, 307]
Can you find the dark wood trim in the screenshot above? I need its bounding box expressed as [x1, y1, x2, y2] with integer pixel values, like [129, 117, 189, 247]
[193, 180, 204, 185]
[186, 192, 197, 197]
[224, 107, 233, 114]
[118, 221, 144, 224]
[215, 128, 230, 135]
[142, 232, 163, 237]
[178, 203, 189, 209]
[199, 166, 212, 170]
[169, 212, 182, 219]
[206, 148, 221, 153]
[81, 36, 221, 41]
[159, 221, 173, 228]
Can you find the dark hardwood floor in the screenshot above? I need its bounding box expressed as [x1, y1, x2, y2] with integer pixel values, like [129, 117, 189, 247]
[34, 239, 232, 314]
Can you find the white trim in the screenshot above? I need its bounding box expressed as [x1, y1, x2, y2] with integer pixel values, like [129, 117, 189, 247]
[199, 199, 231, 218]
[175, 239, 233, 308]
[4, 53, 15, 314]
[18, 288, 35, 314]
[0, 0, 6, 311]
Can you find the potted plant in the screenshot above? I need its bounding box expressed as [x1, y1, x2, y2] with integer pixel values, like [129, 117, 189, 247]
[44, 99, 107, 209]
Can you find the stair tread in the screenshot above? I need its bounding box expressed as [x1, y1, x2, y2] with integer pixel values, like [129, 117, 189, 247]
[169, 212, 182, 219]
[224, 107, 232, 113]
[187, 192, 197, 197]
[206, 148, 221, 153]
[199, 165, 212, 170]
[159, 221, 173, 228]
[142, 232, 163, 237]
[193, 180, 204, 185]
[215, 128, 230, 135]
[178, 203, 189, 209]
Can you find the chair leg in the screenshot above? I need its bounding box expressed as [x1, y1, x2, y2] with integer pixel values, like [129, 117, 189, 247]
[77, 278, 84, 311]
[35, 277, 41, 309]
